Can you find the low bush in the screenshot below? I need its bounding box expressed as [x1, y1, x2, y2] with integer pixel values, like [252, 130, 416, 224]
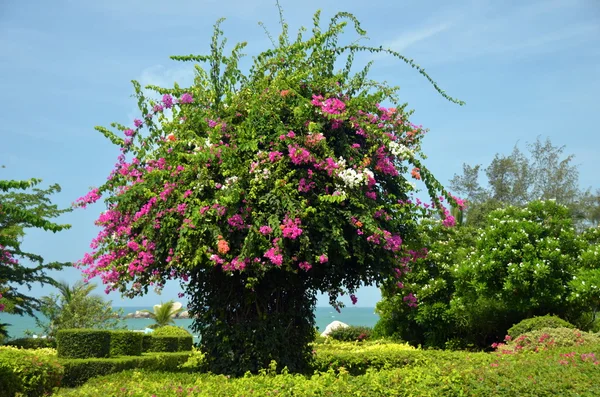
[57, 329, 111, 359]
[508, 315, 575, 338]
[55, 344, 600, 396]
[3, 337, 57, 349]
[59, 352, 191, 387]
[152, 325, 191, 337]
[496, 327, 600, 354]
[109, 331, 143, 357]
[0, 346, 63, 397]
[328, 326, 373, 342]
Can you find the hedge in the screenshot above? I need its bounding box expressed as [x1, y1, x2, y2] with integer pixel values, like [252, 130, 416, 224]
[0, 346, 63, 397]
[59, 352, 191, 387]
[54, 344, 600, 396]
[109, 331, 143, 357]
[3, 337, 57, 350]
[142, 335, 193, 353]
[57, 329, 111, 359]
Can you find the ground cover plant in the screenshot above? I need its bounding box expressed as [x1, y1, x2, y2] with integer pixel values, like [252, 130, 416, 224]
[75, 4, 465, 375]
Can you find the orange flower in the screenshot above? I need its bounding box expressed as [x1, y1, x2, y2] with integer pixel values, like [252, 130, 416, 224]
[355, 221, 363, 228]
[217, 239, 230, 254]
[166, 133, 176, 142]
[280, 90, 290, 97]
[411, 167, 421, 180]
[362, 157, 371, 167]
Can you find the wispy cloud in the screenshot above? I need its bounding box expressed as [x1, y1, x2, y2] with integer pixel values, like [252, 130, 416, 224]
[371, 0, 598, 66]
[385, 22, 452, 53]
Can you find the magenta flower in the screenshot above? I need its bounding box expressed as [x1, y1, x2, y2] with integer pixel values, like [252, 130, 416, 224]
[134, 119, 143, 128]
[179, 93, 194, 104]
[259, 225, 273, 235]
[319, 255, 328, 264]
[162, 94, 174, 109]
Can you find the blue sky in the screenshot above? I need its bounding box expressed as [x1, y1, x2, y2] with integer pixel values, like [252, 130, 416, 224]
[1, 0, 599, 308]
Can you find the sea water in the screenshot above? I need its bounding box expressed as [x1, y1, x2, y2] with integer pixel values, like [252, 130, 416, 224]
[0, 306, 379, 340]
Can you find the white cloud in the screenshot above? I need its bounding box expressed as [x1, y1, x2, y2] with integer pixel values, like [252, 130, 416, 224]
[385, 22, 452, 53]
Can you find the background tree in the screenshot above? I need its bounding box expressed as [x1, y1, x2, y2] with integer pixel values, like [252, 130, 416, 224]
[141, 300, 183, 328]
[76, 8, 463, 375]
[449, 136, 587, 228]
[34, 280, 124, 337]
[0, 177, 71, 339]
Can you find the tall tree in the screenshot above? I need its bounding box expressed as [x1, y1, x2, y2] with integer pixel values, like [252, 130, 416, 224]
[75, 9, 463, 375]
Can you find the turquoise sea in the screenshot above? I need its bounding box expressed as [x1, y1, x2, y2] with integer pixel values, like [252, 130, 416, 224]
[1, 306, 379, 340]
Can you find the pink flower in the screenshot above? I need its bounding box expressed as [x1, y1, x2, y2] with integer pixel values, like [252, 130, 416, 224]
[269, 151, 283, 162]
[298, 261, 312, 271]
[319, 255, 328, 264]
[281, 217, 303, 239]
[350, 294, 358, 305]
[179, 93, 193, 104]
[264, 247, 283, 266]
[134, 119, 143, 127]
[259, 226, 273, 235]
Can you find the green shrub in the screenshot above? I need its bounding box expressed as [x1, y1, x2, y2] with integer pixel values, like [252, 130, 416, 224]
[142, 334, 152, 352]
[508, 315, 575, 338]
[150, 327, 193, 351]
[497, 327, 600, 354]
[59, 352, 191, 387]
[145, 336, 180, 353]
[109, 331, 143, 357]
[0, 346, 63, 397]
[328, 326, 373, 342]
[4, 337, 57, 349]
[57, 329, 111, 359]
[152, 325, 191, 337]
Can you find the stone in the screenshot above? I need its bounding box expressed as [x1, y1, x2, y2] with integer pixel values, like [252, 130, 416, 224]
[320, 320, 349, 337]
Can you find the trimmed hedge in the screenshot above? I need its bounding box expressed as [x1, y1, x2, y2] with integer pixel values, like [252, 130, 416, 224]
[4, 337, 57, 349]
[141, 334, 193, 353]
[59, 352, 191, 387]
[0, 346, 63, 397]
[508, 315, 575, 338]
[109, 331, 143, 357]
[57, 329, 111, 359]
[55, 344, 600, 396]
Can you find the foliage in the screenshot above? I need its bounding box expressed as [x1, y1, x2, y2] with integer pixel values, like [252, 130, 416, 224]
[374, 218, 477, 348]
[58, 352, 191, 387]
[449, 137, 585, 227]
[152, 325, 191, 336]
[55, 343, 600, 396]
[3, 337, 57, 349]
[451, 200, 585, 346]
[35, 280, 124, 337]
[109, 331, 143, 357]
[0, 346, 63, 397]
[76, 6, 463, 375]
[328, 325, 373, 342]
[140, 301, 183, 328]
[56, 329, 111, 359]
[0, 178, 71, 340]
[495, 327, 600, 354]
[144, 336, 183, 353]
[568, 226, 600, 330]
[508, 315, 575, 338]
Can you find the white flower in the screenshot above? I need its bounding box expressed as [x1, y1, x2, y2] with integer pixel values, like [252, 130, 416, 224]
[388, 141, 413, 158]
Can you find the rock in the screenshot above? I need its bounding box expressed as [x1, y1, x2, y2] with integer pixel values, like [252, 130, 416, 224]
[177, 311, 190, 319]
[125, 313, 135, 319]
[320, 321, 349, 337]
[134, 310, 151, 319]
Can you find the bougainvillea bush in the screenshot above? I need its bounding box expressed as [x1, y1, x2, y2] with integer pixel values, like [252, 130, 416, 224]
[76, 9, 462, 375]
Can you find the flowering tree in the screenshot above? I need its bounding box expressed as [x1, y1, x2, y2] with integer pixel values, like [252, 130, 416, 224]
[0, 177, 71, 337]
[77, 10, 463, 374]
